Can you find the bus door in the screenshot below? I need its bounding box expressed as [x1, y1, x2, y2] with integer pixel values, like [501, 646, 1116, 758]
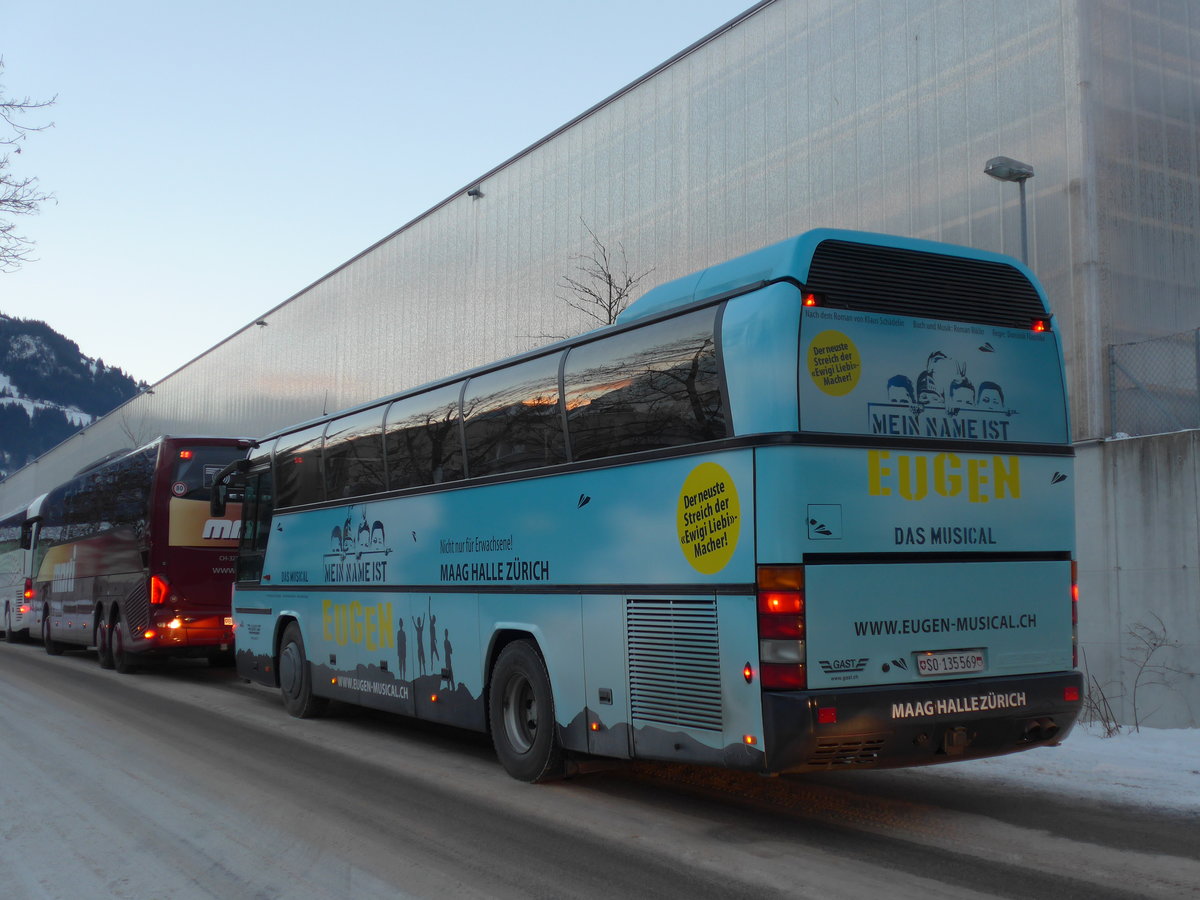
[582, 594, 631, 758]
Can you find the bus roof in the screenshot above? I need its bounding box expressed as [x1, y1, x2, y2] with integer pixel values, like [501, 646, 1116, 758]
[617, 228, 1039, 324]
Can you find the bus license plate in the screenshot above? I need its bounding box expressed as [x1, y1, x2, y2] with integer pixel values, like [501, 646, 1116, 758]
[916, 649, 985, 676]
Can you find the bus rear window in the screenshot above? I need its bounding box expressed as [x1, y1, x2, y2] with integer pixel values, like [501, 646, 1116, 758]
[171, 446, 247, 501]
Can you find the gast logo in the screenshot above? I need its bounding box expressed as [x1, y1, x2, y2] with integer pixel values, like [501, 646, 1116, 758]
[817, 657, 869, 674]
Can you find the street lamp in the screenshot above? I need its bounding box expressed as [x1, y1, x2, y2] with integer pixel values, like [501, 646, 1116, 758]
[984, 155, 1035, 265]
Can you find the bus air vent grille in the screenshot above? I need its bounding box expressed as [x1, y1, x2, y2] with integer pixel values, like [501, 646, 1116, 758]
[806, 240, 1047, 329]
[626, 598, 722, 732]
[807, 735, 887, 768]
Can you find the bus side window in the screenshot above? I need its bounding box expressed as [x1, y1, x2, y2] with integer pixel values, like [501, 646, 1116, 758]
[274, 426, 325, 508]
[563, 307, 727, 461]
[462, 354, 566, 478]
[384, 383, 465, 489]
[323, 407, 387, 500]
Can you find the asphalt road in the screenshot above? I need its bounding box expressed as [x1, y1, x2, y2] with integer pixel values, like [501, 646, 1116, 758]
[0, 642, 1196, 900]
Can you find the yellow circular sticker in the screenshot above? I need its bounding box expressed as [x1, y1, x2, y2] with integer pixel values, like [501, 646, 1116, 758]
[677, 462, 741, 574]
[807, 330, 861, 396]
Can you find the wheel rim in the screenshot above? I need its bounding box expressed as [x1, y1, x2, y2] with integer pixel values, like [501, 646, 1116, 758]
[279, 641, 302, 699]
[501, 672, 538, 754]
[112, 620, 124, 661]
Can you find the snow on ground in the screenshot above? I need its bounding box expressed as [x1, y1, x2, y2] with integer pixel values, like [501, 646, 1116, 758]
[909, 722, 1200, 815]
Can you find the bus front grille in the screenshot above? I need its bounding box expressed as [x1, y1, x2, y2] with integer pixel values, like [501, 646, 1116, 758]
[626, 598, 722, 732]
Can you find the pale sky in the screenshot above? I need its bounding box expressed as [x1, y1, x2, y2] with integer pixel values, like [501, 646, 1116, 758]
[2, 0, 753, 384]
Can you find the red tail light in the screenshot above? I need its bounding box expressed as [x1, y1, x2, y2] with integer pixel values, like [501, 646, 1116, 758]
[802, 292, 822, 307]
[150, 574, 169, 605]
[757, 566, 806, 690]
[1032, 319, 1048, 332]
[23, 577, 33, 600]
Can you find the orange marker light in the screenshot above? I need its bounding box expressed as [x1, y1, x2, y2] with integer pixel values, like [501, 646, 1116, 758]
[803, 293, 820, 307]
[1032, 319, 1048, 333]
[743, 734, 758, 746]
[179, 450, 193, 460]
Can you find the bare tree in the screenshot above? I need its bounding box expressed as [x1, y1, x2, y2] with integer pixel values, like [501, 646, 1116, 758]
[1, 59, 56, 273]
[556, 220, 654, 329]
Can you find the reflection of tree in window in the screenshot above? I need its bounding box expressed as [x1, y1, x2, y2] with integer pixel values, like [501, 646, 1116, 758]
[385, 384, 465, 489]
[323, 408, 387, 499]
[274, 427, 325, 507]
[463, 355, 566, 478]
[564, 308, 726, 460]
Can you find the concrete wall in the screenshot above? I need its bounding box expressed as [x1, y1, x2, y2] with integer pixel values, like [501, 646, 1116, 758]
[1076, 432, 1200, 728]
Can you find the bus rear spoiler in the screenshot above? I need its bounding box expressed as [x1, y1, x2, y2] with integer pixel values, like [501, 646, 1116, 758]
[211, 458, 251, 517]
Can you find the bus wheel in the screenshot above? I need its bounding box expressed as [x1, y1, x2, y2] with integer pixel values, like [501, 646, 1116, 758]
[42, 611, 64, 656]
[3, 605, 16, 644]
[95, 616, 114, 669]
[110, 610, 137, 674]
[488, 640, 565, 782]
[278, 622, 327, 718]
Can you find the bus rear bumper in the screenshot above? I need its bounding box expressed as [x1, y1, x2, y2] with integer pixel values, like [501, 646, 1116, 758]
[761, 670, 1083, 774]
[130, 614, 235, 657]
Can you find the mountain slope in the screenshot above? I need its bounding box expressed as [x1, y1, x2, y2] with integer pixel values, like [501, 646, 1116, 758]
[0, 313, 145, 481]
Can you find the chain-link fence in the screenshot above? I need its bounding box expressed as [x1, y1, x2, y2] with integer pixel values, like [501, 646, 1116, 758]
[1109, 328, 1200, 436]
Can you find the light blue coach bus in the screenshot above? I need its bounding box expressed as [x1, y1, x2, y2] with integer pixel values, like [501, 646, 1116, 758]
[218, 230, 1082, 781]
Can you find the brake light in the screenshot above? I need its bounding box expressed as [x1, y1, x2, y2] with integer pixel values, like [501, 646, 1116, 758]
[757, 565, 806, 690]
[23, 577, 33, 600]
[150, 574, 169, 605]
[1032, 319, 1048, 333]
[802, 292, 821, 307]
[179, 449, 194, 460]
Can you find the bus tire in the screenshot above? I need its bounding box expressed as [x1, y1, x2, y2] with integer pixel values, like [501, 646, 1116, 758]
[42, 610, 64, 656]
[488, 640, 565, 782]
[278, 622, 327, 718]
[3, 605, 16, 643]
[95, 615, 114, 669]
[110, 609, 137, 674]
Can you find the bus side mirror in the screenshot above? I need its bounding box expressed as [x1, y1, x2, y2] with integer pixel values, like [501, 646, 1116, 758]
[211, 459, 250, 517]
[19, 520, 35, 550]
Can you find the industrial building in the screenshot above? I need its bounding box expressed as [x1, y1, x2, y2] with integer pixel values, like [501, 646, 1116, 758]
[2, 0, 1198, 726]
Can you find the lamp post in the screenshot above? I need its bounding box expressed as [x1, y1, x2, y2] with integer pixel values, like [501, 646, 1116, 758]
[984, 156, 1035, 265]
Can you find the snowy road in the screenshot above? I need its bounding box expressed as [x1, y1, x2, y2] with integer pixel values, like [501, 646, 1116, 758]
[0, 642, 1196, 899]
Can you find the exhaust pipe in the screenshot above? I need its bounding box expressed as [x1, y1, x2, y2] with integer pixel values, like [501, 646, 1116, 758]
[1023, 717, 1059, 742]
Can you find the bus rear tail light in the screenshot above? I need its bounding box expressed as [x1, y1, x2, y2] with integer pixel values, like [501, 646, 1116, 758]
[1032, 319, 1048, 333]
[757, 565, 806, 690]
[1071, 561, 1079, 668]
[802, 292, 822, 308]
[23, 577, 33, 601]
[150, 574, 170, 605]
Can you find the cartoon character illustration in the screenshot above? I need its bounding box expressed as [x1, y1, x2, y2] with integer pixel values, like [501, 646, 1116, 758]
[428, 600, 439, 667]
[978, 381, 1005, 410]
[330, 527, 342, 552]
[887, 374, 915, 404]
[412, 613, 426, 676]
[371, 521, 385, 548]
[947, 374, 975, 416]
[396, 618, 407, 680]
[441, 628, 455, 691]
